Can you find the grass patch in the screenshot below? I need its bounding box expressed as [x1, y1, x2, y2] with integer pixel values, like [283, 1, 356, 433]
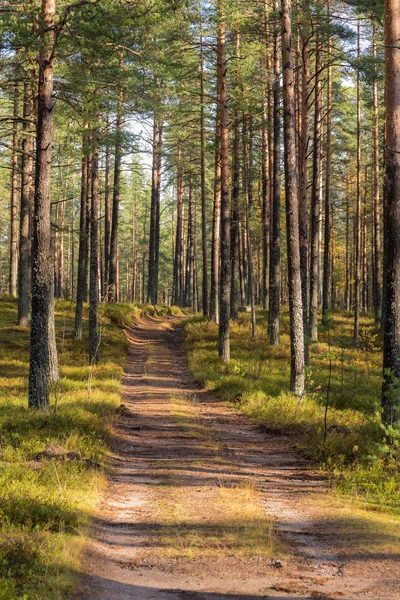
[0, 298, 181, 599]
[182, 310, 400, 514]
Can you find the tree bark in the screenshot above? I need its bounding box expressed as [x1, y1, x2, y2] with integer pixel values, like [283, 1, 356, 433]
[309, 34, 322, 342]
[9, 82, 20, 297]
[322, 11, 332, 327]
[172, 144, 185, 306]
[210, 88, 221, 323]
[230, 34, 241, 321]
[372, 23, 382, 325]
[200, 28, 208, 316]
[18, 77, 34, 326]
[28, 0, 57, 410]
[268, 0, 281, 346]
[104, 141, 111, 298]
[89, 132, 99, 363]
[109, 71, 124, 302]
[74, 135, 89, 340]
[217, 0, 230, 363]
[353, 18, 361, 344]
[281, 0, 305, 395]
[299, 1, 311, 355]
[148, 115, 163, 304]
[382, 0, 400, 424]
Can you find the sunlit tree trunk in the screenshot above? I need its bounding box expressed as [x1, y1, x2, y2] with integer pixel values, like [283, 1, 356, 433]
[281, 0, 305, 395]
[322, 10, 332, 327]
[210, 97, 221, 323]
[89, 131, 99, 363]
[18, 78, 34, 326]
[217, 0, 230, 362]
[309, 34, 322, 342]
[353, 18, 361, 343]
[268, 0, 281, 346]
[200, 27, 208, 316]
[28, 0, 57, 410]
[9, 82, 19, 297]
[104, 141, 111, 298]
[109, 70, 123, 302]
[372, 23, 382, 325]
[74, 135, 89, 340]
[382, 0, 400, 424]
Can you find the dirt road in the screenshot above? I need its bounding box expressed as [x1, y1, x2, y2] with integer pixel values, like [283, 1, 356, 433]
[73, 316, 400, 600]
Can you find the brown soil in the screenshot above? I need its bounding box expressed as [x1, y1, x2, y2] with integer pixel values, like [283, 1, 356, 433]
[73, 316, 400, 600]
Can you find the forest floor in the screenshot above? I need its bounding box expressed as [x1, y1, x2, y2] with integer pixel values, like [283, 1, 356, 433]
[73, 315, 400, 600]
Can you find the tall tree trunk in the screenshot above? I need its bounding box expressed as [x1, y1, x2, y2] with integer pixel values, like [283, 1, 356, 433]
[132, 191, 137, 303]
[309, 34, 322, 342]
[322, 11, 332, 326]
[299, 1, 311, 355]
[217, 0, 230, 362]
[210, 92, 221, 323]
[281, 0, 305, 395]
[89, 132, 99, 363]
[345, 186, 350, 310]
[244, 115, 256, 336]
[148, 115, 163, 304]
[261, 89, 270, 310]
[109, 72, 123, 302]
[268, 0, 281, 346]
[9, 82, 19, 297]
[353, 19, 361, 343]
[185, 178, 195, 308]
[172, 145, 184, 306]
[74, 137, 89, 340]
[230, 34, 241, 321]
[200, 27, 208, 316]
[372, 23, 382, 325]
[18, 78, 34, 326]
[104, 142, 111, 298]
[28, 0, 57, 410]
[382, 0, 400, 424]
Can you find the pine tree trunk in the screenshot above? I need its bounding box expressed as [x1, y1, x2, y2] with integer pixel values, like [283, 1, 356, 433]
[74, 137, 89, 340]
[18, 78, 34, 326]
[382, 0, 400, 424]
[109, 75, 123, 302]
[28, 0, 57, 410]
[210, 95, 221, 323]
[217, 0, 230, 363]
[322, 15, 332, 327]
[261, 89, 270, 310]
[89, 132, 99, 363]
[299, 3, 311, 355]
[268, 0, 281, 346]
[185, 179, 194, 308]
[104, 142, 111, 297]
[244, 116, 256, 336]
[372, 23, 382, 325]
[200, 31, 208, 316]
[309, 36, 322, 342]
[172, 145, 184, 306]
[353, 19, 361, 344]
[230, 33, 241, 321]
[9, 82, 19, 297]
[148, 115, 163, 304]
[281, 0, 305, 395]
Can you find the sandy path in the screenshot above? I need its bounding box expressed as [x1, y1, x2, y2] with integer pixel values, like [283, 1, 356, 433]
[73, 316, 400, 600]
